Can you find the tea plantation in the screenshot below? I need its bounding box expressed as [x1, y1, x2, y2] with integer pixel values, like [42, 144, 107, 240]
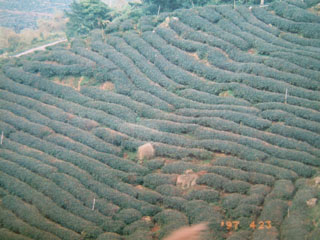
[0, 1, 320, 239]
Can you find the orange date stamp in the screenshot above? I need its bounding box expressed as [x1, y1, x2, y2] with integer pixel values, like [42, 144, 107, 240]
[220, 220, 272, 230]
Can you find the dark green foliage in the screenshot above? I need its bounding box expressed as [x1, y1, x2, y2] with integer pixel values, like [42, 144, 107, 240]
[126, 230, 153, 240]
[248, 185, 271, 197]
[183, 200, 222, 230]
[143, 173, 177, 189]
[162, 196, 187, 212]
[114, 208, 142, 225]
[240, 194, 264, 206]
[252, 227, 279, 240]
[154, 209, 188, 226]
[65, 0, 112, 38]
[270, 1, 320, 23]
[136, 188, 163, 204]
[196, 173, 230, 190]
[144, 159, 165, 170]
[0, 206, 60, 240]
[226, 230, 251, 240]
[222, 194, 244, 210]
[143, 0, 211, 13]
[281, 212, 312, 240]
[156, 184, 182, 197]
[97, 232, 123, 240]
[186, 189, 219, 203]
[122, 220, 153, 235]
[0, 109, 53, 138]
[100, 218, 125, 233]
[161, 161, 199, 174]
[258, 199, 288, 228]
[266, 180, 295, 201]
[231, 204, 261, 218]
[0, 228, 34, 240]
[214, 157, 298, 181]
[224, 180, 251, 194]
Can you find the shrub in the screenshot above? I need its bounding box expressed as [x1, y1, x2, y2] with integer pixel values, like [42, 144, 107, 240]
[269, 123, 320, 151]
[240, 194, 264, 206]
[266, 180, 295, 201]
[222, 194, 244, 210]
[136, 188, 163, 205]
[123, 219, 153, 235]
[196, 173, 230, 190]
[224, 180, 251, 194]
[161, 161, 199, 174]
[226, 230, 251, 240]
[252, 227, 279, 240]
[144, 159, 165, 170]
[143, 173, 177, 189]
[248, 185, 271, 197]
[0, 109, 53, 138]
[154, 209, 188, 226]
[156, 184, 183, 197]
[126, 230, 153, 240]
[97, 232, 123, 240]
[186, 189, 219, 203]
[0, 228, 35, 240]
[162, 197, 186, 212]
[258, 199, 288, 228]
[214, 157, 298, 181]
[281, 212, 312, 240]
[114, 208, 142, 225]
[231, 204, 261, 218]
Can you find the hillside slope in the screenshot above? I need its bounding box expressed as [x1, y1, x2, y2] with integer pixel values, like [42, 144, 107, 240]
[0, 2, 320, 240]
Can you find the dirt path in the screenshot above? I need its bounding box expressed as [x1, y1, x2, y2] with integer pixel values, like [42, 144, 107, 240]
[12, 38, 67, 58]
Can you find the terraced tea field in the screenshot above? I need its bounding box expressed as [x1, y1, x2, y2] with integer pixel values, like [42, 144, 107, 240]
[0, 1, 320, 239]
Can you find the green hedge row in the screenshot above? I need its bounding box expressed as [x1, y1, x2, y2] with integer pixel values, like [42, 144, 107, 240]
[143, 173, 177, 189]
[0, 205, 60, 240]
[230, 204, 260, 219]
[5, 137, 160, 217]
[207, 166, 274, 186]
[107, 34, 184, 91]
[1, 195, 80, 240]
[264, 158, 315, 178]
[161, 161, 199, 174]
[175, 9, 250, 50]
[269, 51, 320, 72]
[256, 102, 320, 125]
[155, 184, 183, 197]
[0, 120, 16, 137]
[194, 127, 319, 166]
[131, 90, 174, 112]
[138, 16, 156, 32]
[168, 14, 319, 82]
[0, 89, 99, 131]
[260, 109, 320, 134]
[3, 67, 92, 105]
[196, 115, 320, 160]
[258, 199, 288, 228]
[265, 180, 294, 201]
[280, 32, 320, 48]
[0, 109, 53, 138]
[31, 49, 95, 66]
[139, 118, 198, 134]
[176, 108, 270, 130]
[236, 6, 281, 36]
[93, 39, 203, 111]
[48, 172, 120, 217]
[196, 172, 251, 194]
[9, 131, 130, 184]
[214, 157, 298, 181]
[0, 157, 108, 226]
[0, 228, 34, 240]
[249, 184, 271, 197]
[270, 1, 320, 23]
[22, 61, 92, 78]
[183, 200, 222, 230]
[153, 142, 212, 160]
[0, 77, 124, 130]
[0, 172, 96, 234]
[163, 196, 187, 212]
[252, 7, 320, 39]
[85, 100, 138, 123]
[269, 123, 320, 149]
[186, 189, 220, 203]
[123, 219, 153, 235]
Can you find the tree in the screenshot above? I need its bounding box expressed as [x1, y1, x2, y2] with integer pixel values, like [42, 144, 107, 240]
[65, 0, 112, 38]
[142, 0, 211, 14]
